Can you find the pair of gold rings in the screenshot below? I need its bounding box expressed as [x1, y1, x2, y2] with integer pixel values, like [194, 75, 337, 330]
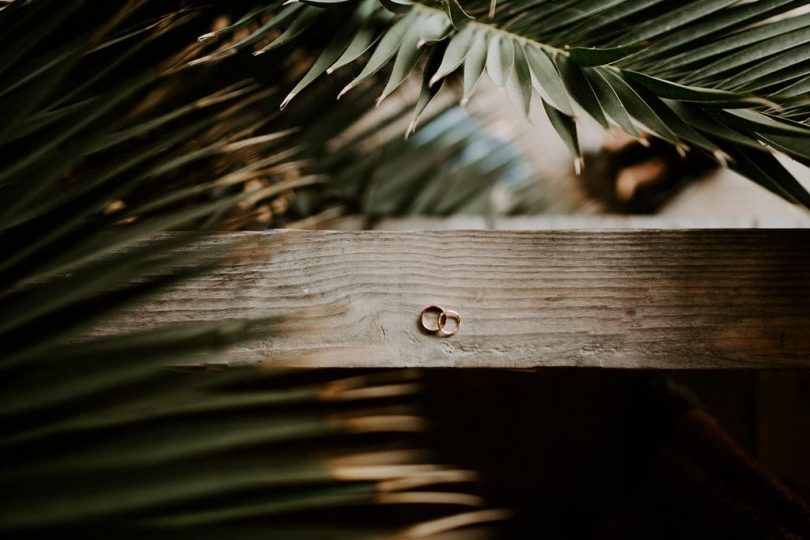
[419, 305, 461, 337]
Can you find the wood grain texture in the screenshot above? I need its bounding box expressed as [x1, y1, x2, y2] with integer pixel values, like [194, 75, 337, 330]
[106, 230, 810, 369]
[326, 215, 810, 230]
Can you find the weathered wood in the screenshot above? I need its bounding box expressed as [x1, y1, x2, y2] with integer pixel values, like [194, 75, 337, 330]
[327, 215, 810, 231]
[107, 230, 810, 369]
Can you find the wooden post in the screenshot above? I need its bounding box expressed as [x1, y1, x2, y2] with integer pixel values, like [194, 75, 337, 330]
[107, 229, 810, 368]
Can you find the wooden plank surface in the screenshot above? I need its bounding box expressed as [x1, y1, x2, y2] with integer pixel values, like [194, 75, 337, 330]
[108, 230, 810, 368]
[325, 215, 810, 231]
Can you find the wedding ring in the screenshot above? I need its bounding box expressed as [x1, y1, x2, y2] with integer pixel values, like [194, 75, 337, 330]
[437, 309, 461, 337]
[420, 305, 445, 334]
[419, 305, 461, 337]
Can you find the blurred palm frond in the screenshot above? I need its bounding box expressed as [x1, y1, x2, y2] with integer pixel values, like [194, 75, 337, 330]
[0, 1, 505, 535]
[1, 366, 509, 534]
[289, 104, 555, 225]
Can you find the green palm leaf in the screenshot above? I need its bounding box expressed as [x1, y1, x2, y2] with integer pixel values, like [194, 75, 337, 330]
[224, 0, 810, 207]
[286, 105, 552, 222]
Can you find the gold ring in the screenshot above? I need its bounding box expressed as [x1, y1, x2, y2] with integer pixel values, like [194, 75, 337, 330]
[437, 309, 461, 338]
[419, 305, 445, 334]
[419, 305, 461, 337]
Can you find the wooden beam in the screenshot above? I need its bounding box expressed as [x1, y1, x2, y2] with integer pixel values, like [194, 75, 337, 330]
[108, 230, 810, 369]
[326, 215, 810, 231]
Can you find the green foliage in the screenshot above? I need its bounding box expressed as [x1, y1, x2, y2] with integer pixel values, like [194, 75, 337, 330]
[1, 366, 501, 534]
[292, 105, 553, 221]
[215, 0, 810, 208]
[0, 1, 504, 534]
[0, 2, 277, 360]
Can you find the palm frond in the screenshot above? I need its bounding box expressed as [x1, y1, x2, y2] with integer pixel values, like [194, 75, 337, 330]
[0, 2, 505, 535]
[291, 104, 554, 222]
[218, 0, 810, 207]
[0, 2, 288, 358]
[1, 365, 508, 533]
